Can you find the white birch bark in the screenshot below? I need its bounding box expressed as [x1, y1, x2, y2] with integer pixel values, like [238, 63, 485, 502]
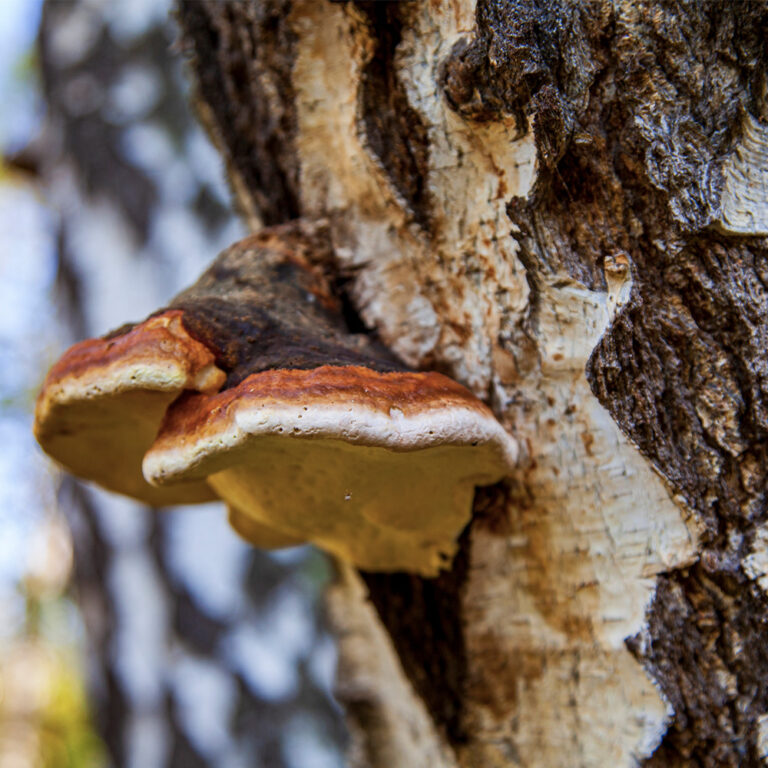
[176, 0, 768, 764]
[284, 3, 701, 765]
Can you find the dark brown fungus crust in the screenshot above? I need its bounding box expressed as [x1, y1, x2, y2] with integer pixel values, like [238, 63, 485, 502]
[167, 222, 409, 388]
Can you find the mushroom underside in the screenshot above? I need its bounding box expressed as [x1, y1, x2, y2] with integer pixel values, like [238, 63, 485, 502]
[152, 435, 506, 576]
[36, 387, 216, 506]
[227, 504, 306, 549]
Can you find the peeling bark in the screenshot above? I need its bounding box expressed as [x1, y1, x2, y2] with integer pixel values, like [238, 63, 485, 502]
[175, 0, 768, 765]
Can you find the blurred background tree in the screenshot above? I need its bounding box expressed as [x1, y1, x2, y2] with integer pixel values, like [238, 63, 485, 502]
[0, 2, 345, 766]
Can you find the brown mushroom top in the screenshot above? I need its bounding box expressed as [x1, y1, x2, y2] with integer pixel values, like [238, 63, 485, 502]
[161, 364, 485, 427]
[33, 311, 224, 505]
[35, 311, 224, 430]
[143, 363, 518, 486]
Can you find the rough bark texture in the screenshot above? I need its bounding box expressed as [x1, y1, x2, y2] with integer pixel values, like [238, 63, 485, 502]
[355, 2, 433, 231]
[176, 0, 768, 766]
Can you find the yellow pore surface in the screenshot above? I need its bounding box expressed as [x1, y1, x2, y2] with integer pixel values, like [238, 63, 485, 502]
[206, 435, 504, 576]
[37, 389, 216, 506]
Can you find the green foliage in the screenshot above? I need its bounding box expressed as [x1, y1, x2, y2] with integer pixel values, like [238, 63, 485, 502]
[38, 649, 106, 768]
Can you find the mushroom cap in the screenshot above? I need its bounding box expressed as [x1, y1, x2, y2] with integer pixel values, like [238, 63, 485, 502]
[34, 311, 225, 505]
[143, 365, 517, 575]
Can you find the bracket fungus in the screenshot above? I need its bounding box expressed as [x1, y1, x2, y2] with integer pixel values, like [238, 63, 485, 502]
[35, 222, 517, 575]
[34, 311, 224, 505]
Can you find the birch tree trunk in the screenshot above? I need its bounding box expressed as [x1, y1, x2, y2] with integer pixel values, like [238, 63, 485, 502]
[176, 1, 768, 766]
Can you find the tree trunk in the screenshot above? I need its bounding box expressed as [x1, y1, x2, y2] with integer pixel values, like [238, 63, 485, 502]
[175, 1, 768, 766]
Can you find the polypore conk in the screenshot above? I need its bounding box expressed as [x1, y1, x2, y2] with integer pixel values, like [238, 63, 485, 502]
[143, 223, 517, 575]
[34, 311, 224, 505]
[144, 365, 516, 575]
[35, 221, 517, 574]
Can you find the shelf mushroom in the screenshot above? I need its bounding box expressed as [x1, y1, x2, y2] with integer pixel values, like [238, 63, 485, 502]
[35, 221, 517, 575]
[34, 311, 225, 505]
[144, 365, 516, 575]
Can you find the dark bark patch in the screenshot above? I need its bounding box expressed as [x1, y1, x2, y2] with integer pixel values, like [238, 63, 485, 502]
[470, 482, 513, 537]
[465, 638, 544, 720]
[355, 2, 432, 231]
[457, 0, 768, 757]
[629, 566, 768, 767]
[440, 0, 608, 173]
[589, 238, 768, 537]
[514, 0, 768, 760]
[591, 235, 768, 764]
[176, 0, 301, 224]
[361, 520, 473, 746]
